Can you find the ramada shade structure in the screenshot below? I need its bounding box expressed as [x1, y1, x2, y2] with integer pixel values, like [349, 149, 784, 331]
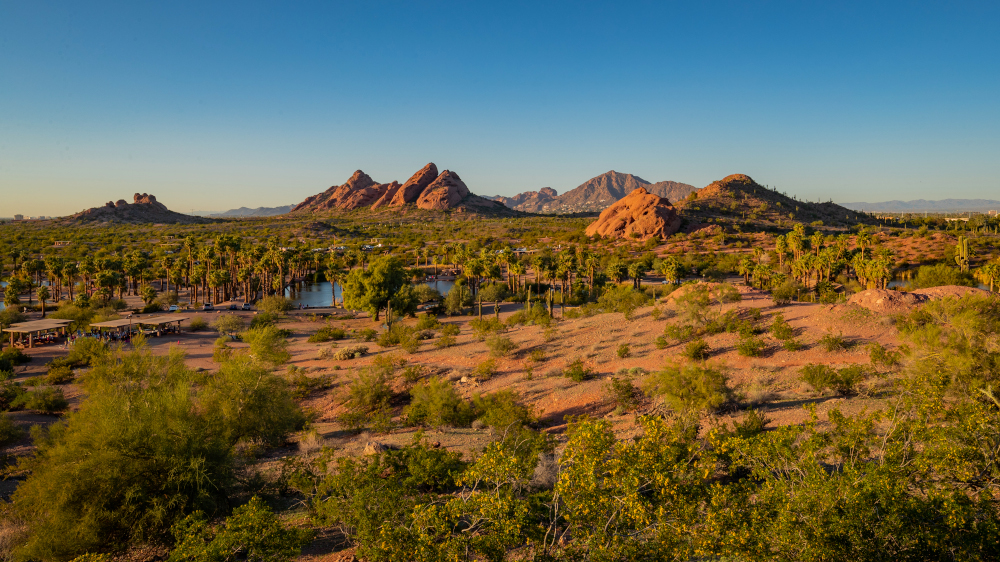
[3, 319, 73, 348]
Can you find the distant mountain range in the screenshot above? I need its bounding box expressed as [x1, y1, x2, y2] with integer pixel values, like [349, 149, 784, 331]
[491, 171, 697, 214]
[840, 199, 1000, 213]
[209, 205, 293, 217]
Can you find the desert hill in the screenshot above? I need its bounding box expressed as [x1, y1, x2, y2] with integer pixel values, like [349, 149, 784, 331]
[67, 194, 211, 225]
[291, 163, 516, 216]
[677, 174, 873, 228]
[210, 205, 293, 217]
[496, 171, 696, 214]
[585, 187, 682, 240]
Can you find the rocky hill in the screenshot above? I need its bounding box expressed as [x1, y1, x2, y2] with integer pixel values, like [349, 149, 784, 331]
[677, 174, 873, 228]
[585, 187, 682, 240]
[496, 171, 696, 214]
[68, 194, 211, 224]
[291, 163, 513, 215]
[210, 205, 293, 217]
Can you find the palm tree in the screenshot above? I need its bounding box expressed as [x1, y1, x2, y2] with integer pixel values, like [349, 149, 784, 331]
[37, 286, 50, 317]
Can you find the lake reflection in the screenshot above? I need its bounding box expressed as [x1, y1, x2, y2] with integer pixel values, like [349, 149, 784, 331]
[284, 279, 455, 308]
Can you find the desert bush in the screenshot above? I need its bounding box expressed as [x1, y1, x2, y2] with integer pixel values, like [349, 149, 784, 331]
[528, 349, 546, 363]
[771, 280, 801, 305]
[732, 408, 771, 438]
[717, 283, 743, 304]
[332, 345, 369, 360]
[213, 336, 234, 363]
[682, 339, 711, 361]
[644, 362, 732, 413]
[819, 332, 849, 352]
[288, 369, 333, 400]
[415, 313, 441, 331]
[770, 313, 795, 340]
[472, 390, 534, 429]
[168, 496, 312, 561]
[340, 369, 393, 430]
[486, 335, 519, 358]
[243, 325, 292, 366]
[606, 377, 640, 412]
[907, 264, 976, 289]
[377, 324, 416, 347]
[45, 364, 75, 385]
[406, 378, 476, 427]
[737, 336, 766, 357]
[402, 365, 423, 383]
[0, 382, 27, 411]
[250, 312, 281, 329]
[0, 413, 23, 447]
[782, 339, 803, 351]
[469, 317, 504, 341]
[800, 364, 868, 396]
[650, 307, 663, 321]
[616, 343, 631, 359]
[357, 328, 377, 342]
[11, 387, 69, 413]
[868, 342, 903, 370]
[473, 359, 498, 381]
[257, 295, 294, 314]
[563, 357, 593, 382]
[308, 326, 347, 343]
[214, 313, 246, 337]
[655, 335, 670, 349]
[0, 348, 30, 367]
[188, 317, 208, 332]
[598, 285, 649, 320]
[663, 323, 697, 343]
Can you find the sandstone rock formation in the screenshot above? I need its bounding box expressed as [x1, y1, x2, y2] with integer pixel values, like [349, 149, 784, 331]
[416, 170, 469, 210]
[494, 171, 696, 214]
[585, 187, 682, 240]
[70, 193, 209, 224]
[292, 163, 498, 214]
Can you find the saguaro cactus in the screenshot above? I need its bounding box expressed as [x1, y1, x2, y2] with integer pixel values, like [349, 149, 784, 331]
[955, 236, 971, 273]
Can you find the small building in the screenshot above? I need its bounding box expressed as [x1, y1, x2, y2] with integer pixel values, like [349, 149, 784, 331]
[13, 214, 23, 221]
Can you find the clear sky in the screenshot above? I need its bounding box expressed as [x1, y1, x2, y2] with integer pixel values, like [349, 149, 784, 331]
[2, 1, 998, 216]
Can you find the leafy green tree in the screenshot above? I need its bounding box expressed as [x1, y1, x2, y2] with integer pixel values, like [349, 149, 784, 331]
[342, 256, 414, 324]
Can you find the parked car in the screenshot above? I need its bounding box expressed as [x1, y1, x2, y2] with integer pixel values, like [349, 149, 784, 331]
[241, 303, 253, 311]
[202, 303, 214, 311]
[228, 304, 238, 310]
[168, 305, 179, 312]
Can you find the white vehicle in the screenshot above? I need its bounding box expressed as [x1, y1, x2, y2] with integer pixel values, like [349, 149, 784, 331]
[168, 305, 179, 312]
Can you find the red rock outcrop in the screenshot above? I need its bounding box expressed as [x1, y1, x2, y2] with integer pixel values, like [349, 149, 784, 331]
[584, 187, 681, 240]
[292, 163, 481, 213]
[416, 170, 470, 210]
[69, 194, 209, 224]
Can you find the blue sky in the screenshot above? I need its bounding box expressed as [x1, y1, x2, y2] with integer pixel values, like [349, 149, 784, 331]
[2, 1, 998, 216]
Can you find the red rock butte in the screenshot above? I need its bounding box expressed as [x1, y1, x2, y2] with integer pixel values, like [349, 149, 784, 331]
[585, 187, 682, 241]
[292, 163, 471, 213]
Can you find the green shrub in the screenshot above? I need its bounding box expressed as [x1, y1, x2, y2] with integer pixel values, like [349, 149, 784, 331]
[506, 302, 552, 327]
[528, 349, 546, 363]
[188, 317, 208, 332]
[616, 344, 631, 359]
[655, 335, 670, 349]
[213, 336, 233, 363]
[737, 336, 766, 357]
[732, 408, 771, 438]
[644, 363, 732, 413]
[469, 317, 504, 341]
[0, 348, 30, 366]
[250, 312, 280, 329]
[332, 345, 369, 360]
[473, 359, 498, 381]
[869, 342, 902, 369]
[717, 283, 743, 303]
[771, 280, 801, 305]
[487, 335, 519, 358]
[11, 387, 69, 413]
[782, 339, 803, 352]
[0, 413, 23, 446]
[168, 496, 312, 562]
[257, 295, 294, 314]
[141, 303, 162, 314]
[214, 313, 246, 337]
[0, 382, 27, 411]
[402, 365, 423, 383]
[563, 358, 593, 382]
[308, 326, 347, 343]
[663, 323, 697, 343]
[597, 285, 649, 320]
[340, 369, 393, 430]
[406, 378, 476, 427]
[472, 390, 534, 429]
[415, 313, 441, 331]
[46, 364, 75, 385]
[357, 328, 377, 342]
[287, 369, 333, 400]
[606, 377, 639, 412]
[800, 363, 868, 396]
[819, 332, 849, 352]
[770, 313, 795, 340]
[907, 264, 976, 289]
[682, 339, 711, 361]
[377, 324, 415, 347]
[650, 307, 663, 321]
[243, 325, 292, 366]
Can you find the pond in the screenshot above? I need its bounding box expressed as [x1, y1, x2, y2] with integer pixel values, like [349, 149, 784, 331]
[284, 279, 456, 308]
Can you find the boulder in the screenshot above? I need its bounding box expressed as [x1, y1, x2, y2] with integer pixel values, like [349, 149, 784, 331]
[416, 170, 469, 210]
[584, 187, 681, 240]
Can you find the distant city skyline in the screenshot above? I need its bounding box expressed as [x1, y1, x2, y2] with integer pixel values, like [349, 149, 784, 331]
[2, 1, 998, 216]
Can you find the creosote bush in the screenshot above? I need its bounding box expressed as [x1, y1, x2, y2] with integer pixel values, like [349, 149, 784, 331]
[682, 339, 710, 361]
[616, 343, 631, 359]
[563, 357, 593, 382]
[308, 325, 346, 343]
[819, 332, 849, 352]
[486, 335, 519, 358]
[736, 335, 766, 357]
[644, 362, 732, 413]
[800, 363, 869, 396]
